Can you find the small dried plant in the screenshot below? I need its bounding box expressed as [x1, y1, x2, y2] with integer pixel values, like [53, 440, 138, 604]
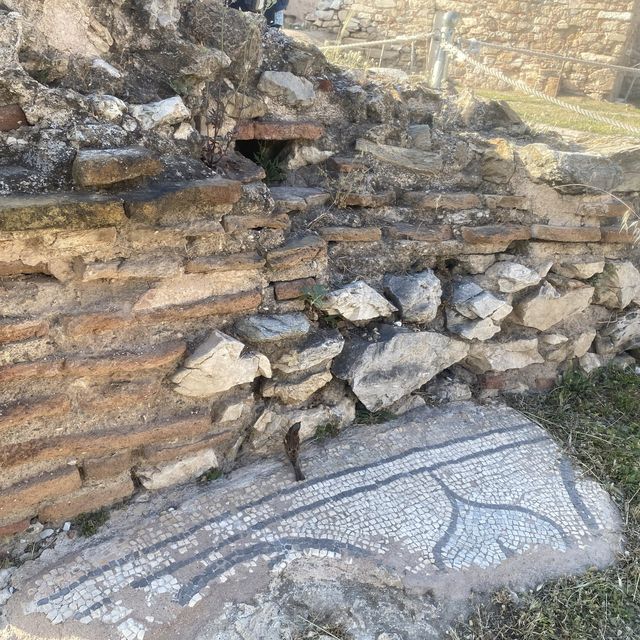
[201, 82, 238, 169]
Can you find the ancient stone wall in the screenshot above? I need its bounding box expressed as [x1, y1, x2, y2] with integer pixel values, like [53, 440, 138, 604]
[1, 1, 639, 541]
[305, 0, 640, 99]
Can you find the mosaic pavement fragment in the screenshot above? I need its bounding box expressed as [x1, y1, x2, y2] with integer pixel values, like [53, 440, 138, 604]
[3, 402, 621, 640]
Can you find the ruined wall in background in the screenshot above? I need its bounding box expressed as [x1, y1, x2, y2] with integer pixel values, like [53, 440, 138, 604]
[304, 0, 640, 99]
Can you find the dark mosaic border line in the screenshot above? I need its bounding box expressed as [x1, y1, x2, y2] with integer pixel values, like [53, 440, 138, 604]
[559, 458, 599, 530]
[37, 422, 537, 607]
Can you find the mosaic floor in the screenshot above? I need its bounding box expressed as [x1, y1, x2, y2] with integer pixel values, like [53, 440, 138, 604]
[4, 402, 620, 640]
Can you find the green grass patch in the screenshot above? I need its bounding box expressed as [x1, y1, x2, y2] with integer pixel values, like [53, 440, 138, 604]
[74, 508, 110, 537]
[200, 468, 223, 483]
[355, 407, 396, 425]
[447, 365, 640, 640]
[314, 421, 340, 441]
[475, 88, 640, 137]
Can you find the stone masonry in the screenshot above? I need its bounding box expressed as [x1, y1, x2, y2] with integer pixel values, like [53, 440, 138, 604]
[304, 0, 640, 99]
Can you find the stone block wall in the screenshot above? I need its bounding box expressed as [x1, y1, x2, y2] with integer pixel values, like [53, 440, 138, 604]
[305, 0, 640, 99]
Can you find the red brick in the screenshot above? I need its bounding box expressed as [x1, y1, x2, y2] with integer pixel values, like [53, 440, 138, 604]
[339, 191, 395, 208]
[63, 340, 186, 378]
[0, 359, 64, 384]
[0, 395, 71, 433]
[234, 121, 324, 141]
[530, 224, 601, 243]
[319, 227, 382, 242]
[0, 318, 49, 345]
[222, 213, 290, 233]
[0, 468, 81, 525]
[404, 192, 482, 210]
[461, 225, 531, 245]
[0, 518, 31, 537]
[141, 429, 235, 465]
[185, 252, 265, 274]
[386, 223, 453, 242]
[0, 104, 28, 131]
[483, 195, 529, 210]
[77, 382, 158, 414]
[39, 475, 135, 524]
[1, 415, 213, 468]
[600, 227, 637, 244]
[64, 312, 131, 337]
[82, 452, 134, 481]
[274, 278, 317, 301]
[266, 235, 326, 270]
[327, 156, 367, 173]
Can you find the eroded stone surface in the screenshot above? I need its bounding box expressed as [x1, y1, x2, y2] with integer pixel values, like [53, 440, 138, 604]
[4, 403, 620, 640]
[383, 270, 442, 323]
[320, 281, 397, 323]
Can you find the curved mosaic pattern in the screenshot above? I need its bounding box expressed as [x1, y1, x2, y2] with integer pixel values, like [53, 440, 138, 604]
[12, 403, 617, 640]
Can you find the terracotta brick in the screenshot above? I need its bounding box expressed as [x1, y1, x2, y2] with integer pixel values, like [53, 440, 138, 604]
[185, 252, 265, 274]
[234, 121, 324, 141]
[0, 468, 81, 525]
[39, 475, 135, 524]
[0, 318, 49, 345]
[0, 194, 126, 231]
[461, 225, 531, 245]
[483, 195, 530, 210]
[222, 213, 290, 233]
[124, 178, 242, 224]
[0, 359, 64, 384]
[0, 395, 71, 433]
[64, 312, 131, 337]
[1, 415, 213, 468]
[0, 104, 28, 131]
[82, 452, 134, 481]
[0, 518, 30, 537]
[141, 429, 235, 465]
[339, 191, 395, 208]
[274, 278, 317, 301]
[404, 192, 482, 210]
[530, 224, 601, 243]
[77, 382, 158, 414]
[600, 227, 637, 243]
[578, 200, 630, 217]
[266, 235, 326, 270]
[319, 227, 382, 242]
[386, 223, 453, 242]
[63, 340, 186, 378]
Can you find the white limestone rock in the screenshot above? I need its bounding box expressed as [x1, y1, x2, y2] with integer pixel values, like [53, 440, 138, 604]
[273, 330, 344, 374]
[172, 330, 271, 397]
[262, 370, 333, 405]
[383, 270, 442, 323]
[446, 311, 502, 341]
[88, 94, 127, 123]
[320, 281, 397, 323]
[481, 261, 543, 293]
[235, 313, 311, 344]
[599, 308, 640, 353]
[466, 338, 544, 373]
[552, 258, 605, 280]
[129, 96, 190, 130]
[513, 282, 594, 331]
[593, 261, 640, 310]
[258, 71, 316, 107]
[573, 330, 597, 358]
[332, 328, 469, 411]
[137, 449, 219, 491]
[579, 352, 605, 374]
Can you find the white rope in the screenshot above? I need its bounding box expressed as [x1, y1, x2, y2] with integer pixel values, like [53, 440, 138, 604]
[320, 33, 432, 51]
[442, 41, 640, 138]
[461, 37, 640, 77]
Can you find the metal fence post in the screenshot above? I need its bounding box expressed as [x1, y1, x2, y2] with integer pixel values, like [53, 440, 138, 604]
[429, 11, 459, 89]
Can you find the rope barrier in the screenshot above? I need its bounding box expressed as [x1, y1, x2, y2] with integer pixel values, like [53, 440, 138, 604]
[441, 41, 640, 138]
[320, 33, 432, 51]
[460, 37, 640, 77]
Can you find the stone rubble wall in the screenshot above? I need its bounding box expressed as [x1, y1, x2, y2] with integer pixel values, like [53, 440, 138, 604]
[1, 1, 640, 541]
[304, 0, 640, 99]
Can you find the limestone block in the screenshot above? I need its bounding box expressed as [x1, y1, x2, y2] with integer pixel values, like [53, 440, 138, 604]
[129, 96, 190, 130]
[87, 94, 127, 123]
[573, 330, 597, 358]
[383, 270, 442, 323]
[235, 313, 311, 344]
[446, 311, 502, 341]
[599, 308, 640, 352]
[72, 147, 163, 187]
[320, 281, 397, 322]
[451, 281, 512, 321]
[593, 261, 640, 309]
[580, 352, 606, 374]
[137, 449, 219, 491]
[262, 370, 333, 404]
[552, 259, 605, 280]
[172, 330, 271, 397]
[332, 328, 469, 411]
[481, 138, 515, 184]
[355, 139, 442, 174]
[466, 339, 544, 373]
[273, 330, 345, 374]
[481, 261, 543, 293]
[0, 10, 21, 67]
[258, 71, 316, 107]
[407, 124, 431, 151]
[513, 282, 595, 331]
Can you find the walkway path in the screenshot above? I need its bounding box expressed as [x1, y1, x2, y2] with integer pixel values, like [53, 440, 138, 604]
[2, 402, 621, 640]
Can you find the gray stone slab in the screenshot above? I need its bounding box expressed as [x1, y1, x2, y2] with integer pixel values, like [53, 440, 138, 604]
[3, 402, 620, 640]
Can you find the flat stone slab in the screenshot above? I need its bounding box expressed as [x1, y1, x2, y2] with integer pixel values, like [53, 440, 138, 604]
[3, 402, 620, 640]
